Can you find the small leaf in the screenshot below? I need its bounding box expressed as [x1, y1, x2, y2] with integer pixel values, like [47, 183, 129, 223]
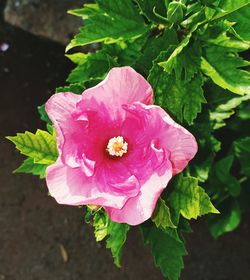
[141, 224, 187, 280]
[7, 129, 58, 165]
[106, 221, 130, 267]
[169, 176, 219, 220]
[14, 158, 47, 179]
[38, 104, 52, 124]
[93, 211, 109, 242]
[152, 198, 176, 229]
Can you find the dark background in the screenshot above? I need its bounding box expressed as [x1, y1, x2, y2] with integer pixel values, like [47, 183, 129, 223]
[0, 1, 250, 279]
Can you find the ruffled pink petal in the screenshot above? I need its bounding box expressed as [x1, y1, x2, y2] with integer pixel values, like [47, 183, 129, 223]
[153, 106, 198, 175]
[81, 67, 153, 119]
[45, 92, 85, 167]
[46, 159, 132, 209]
[122, 102, 198, 176]
[105, 159, 173, 225]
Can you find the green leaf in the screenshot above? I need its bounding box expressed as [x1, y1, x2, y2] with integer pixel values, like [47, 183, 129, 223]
[65, 52, 90, 64]
[190, 109, 221, 182]
[152, 198, 176, 229]
[201, 20, 249, 50]
[56, 83, 84, 94]
[67, 50, 118, 84]
[14, 158, 47, 179]
[169, 176, 219, 220]
[227, 5, 250, 43]
[201, 45, 250, 95]
[171, 43, 202, 82]
[68, 4, 99, 19]
[106, 221, 130, 267]
[107, 35, 149, 67]
[141, 225, 187, 280]
[210, 93, 250, 129]
[7, 129, 58, 165]
[238, 101, 250, 120]
[212, 155, 241, 197]
[234, 137, 250, 176]
[148, 50, 206, 125]
[38, 104, 52, 124]
[93, 211, 109, 242]
[134, 0, 167, 23]
[158, 23, 201, 73]
[136, 28, 177, 76]
[211, 0, 250, 21]
[208, 200, 241, 238]
[66, 0, 149, 51]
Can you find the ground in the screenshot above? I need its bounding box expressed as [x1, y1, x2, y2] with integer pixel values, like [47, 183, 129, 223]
[0, 4, 250, 280]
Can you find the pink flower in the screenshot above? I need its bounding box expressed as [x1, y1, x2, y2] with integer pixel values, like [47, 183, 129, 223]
[45, 67, 197, 225]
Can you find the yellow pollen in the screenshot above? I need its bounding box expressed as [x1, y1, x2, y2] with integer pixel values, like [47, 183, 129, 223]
[107, 136, 128, 157]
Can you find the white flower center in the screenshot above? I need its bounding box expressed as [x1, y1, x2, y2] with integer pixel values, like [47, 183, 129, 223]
[106, 136, 128, 157]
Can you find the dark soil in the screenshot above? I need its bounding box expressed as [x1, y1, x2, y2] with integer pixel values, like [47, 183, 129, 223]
[1, 4, 250, 280]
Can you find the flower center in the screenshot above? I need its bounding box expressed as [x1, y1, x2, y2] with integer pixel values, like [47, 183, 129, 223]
[106, 136, 128, 157]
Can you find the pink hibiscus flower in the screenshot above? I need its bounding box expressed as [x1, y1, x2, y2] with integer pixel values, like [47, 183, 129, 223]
[45, 67, 197, 225]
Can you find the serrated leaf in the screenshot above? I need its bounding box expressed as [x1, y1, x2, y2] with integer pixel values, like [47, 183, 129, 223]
[106, 221, 130, 267]
[148, 50, 206, 125]
[152, 198, 176, 229]
[169, 176, 219, 220]
[14, 158, 47, 179]
[93, 211, 109, 242]
[172, 43, 202, 82]
[158, 23, 201, 73]
[66, 0, 149, 51]
[67, 50, 118, 84]
[107, 33, 149, 68]
[210, 93, 250, 129]
[141, 225, 187, 280]
[201, 45, 250, 95]
[208, 200, 241, 238]
[234, 137, 250, 176]
[136, 28, 177, 76]
[7, 130, 58, 165]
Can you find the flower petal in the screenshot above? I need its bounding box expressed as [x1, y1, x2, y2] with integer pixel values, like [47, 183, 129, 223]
[46, 159, 131, 209]
[81, 66, 153, 119]
[45, 92, 84, 164]
[105, 159, 173, 225]
[122, 102, 198, 176]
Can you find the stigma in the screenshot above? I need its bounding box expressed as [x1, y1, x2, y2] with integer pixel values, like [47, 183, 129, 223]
[106, 136, 128, 157]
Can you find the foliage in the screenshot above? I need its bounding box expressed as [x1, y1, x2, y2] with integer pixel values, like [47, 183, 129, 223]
[7, 0, 250, 279]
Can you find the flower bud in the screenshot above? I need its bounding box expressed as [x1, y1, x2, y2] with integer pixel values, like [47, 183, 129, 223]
[167, 1, 186, 23]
